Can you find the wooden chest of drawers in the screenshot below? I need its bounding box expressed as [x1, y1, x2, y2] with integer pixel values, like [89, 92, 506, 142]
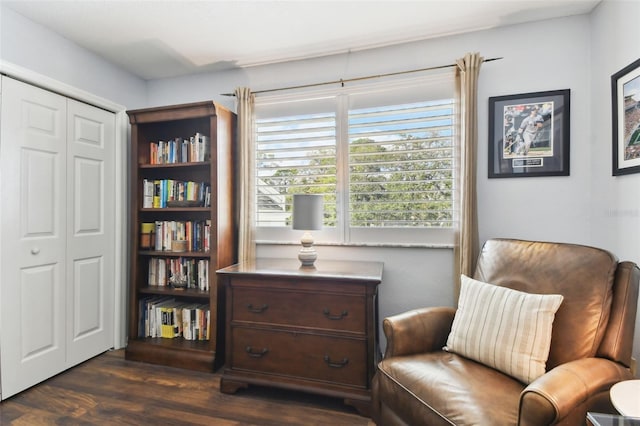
[217, 258, 383, 416]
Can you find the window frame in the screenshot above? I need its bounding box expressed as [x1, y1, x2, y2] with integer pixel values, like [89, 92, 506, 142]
[254, 73, 457, 247]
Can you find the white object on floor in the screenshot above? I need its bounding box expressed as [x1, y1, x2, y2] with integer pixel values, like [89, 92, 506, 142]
[610, 379, 640, 417]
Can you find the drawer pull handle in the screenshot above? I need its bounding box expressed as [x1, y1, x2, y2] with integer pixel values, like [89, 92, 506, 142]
[247, 303, 268, 313]
[245, 346, 269, 358]
[323, 308, 348, 320]
[324, 355, 349, 368]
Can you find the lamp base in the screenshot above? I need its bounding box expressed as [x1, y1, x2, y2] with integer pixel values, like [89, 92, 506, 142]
[298, 231, 317, 267]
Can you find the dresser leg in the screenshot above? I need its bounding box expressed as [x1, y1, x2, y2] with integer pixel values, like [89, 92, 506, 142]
[344, 398, 371, 417]
[220, 377, 248, 394]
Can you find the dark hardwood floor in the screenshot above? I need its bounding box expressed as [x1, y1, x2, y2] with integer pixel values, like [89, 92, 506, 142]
[0, 350, 374, 425]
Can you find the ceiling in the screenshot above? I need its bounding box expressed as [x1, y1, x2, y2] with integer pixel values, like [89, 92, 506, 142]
[3, 0, 601, 80]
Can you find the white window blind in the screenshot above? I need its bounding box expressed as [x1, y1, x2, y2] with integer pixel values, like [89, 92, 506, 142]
[256, 111, 337, 227]
[348, 99, 454, 228]
[254, 74, 455, 246]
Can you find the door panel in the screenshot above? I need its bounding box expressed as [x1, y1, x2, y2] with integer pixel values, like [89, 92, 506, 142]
[66, 99, 115, 366]
[73, 256, 102, 338]
[23, 149, 57, 235]
[20, 264, 61, 360]
[1, 77, 67, 399]
[74, 158, 102, 233]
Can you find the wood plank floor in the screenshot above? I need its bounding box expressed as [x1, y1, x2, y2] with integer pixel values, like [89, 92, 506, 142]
[0, 350, 374, 425]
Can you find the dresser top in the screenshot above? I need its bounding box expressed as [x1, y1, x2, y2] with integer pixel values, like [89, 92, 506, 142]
[217, 258, 383, 282]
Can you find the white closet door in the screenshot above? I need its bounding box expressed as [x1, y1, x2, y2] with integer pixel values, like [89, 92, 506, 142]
[0, 77, 67, 398]
[65, 99, 115, 366]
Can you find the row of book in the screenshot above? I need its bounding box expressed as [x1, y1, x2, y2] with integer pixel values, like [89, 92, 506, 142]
[142, 179, 211, 208]
[148, 257, 209, 290]
[138, 296, 211, 340]
[148, 133, 210, 164]
[144, 220, 211, 252]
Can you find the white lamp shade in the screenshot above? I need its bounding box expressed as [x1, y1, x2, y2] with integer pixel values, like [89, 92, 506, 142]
[292, 194, 323, 230]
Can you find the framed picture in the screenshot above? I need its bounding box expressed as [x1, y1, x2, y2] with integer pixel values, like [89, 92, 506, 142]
[612, 58, 640, 176]
[488, 89, 570, 178]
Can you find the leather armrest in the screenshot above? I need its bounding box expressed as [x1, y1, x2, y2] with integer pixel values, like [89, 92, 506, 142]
[519, 358, 632, 425]
[382, 306, 456, 358]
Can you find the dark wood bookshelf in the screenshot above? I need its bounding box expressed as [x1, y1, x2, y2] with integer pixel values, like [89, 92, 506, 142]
[126, 101, 237, 372]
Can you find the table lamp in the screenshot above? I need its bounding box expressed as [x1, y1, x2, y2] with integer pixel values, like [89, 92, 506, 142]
[292, 194, 323, 267]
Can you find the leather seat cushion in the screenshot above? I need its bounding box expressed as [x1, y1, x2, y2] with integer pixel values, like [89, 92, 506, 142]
[377, 352, 525, 426]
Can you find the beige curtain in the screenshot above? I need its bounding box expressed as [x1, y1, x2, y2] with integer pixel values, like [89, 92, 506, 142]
[453, 52, 483, 300]
[235, 87, 256, 263]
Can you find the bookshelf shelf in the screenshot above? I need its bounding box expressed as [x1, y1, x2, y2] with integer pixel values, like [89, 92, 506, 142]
[139, 161, 211, 169]
[139, 207, 211, 213]
[138, 286, 211, 299]
[129, 337, 213, 351]
[126, 101, 237, 372]
[138, 250, 211, 258]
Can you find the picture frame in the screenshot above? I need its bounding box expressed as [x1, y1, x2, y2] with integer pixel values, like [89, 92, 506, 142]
[488, 89, 570, 178]
[611, 58, 640, 176]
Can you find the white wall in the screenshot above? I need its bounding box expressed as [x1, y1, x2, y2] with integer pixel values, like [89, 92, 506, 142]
[0, 5, 147, 109]
[147, 14, 609, 350]
[476, 18, 592, 245]
[589, 0, 640, 369]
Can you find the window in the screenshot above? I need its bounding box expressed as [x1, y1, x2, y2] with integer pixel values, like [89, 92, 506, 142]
[255, 74, 455, 246]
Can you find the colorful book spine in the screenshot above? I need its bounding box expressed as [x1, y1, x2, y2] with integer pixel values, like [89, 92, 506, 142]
[137, 296, 210, 340]
[142, 180, 211, 208]
[148, 133, 209, 165]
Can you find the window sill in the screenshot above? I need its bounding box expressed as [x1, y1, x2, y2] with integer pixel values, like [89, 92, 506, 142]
[256, 240, 454, 249]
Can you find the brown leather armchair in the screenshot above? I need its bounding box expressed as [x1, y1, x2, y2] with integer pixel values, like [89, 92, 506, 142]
[372, 239, 639, 426]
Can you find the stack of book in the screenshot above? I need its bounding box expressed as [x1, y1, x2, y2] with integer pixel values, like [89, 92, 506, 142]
[142, 179, 211, 209]
[148, 220, 211, 252]
[147, 257, 209, 290]
[148, 132, 210, 164]
[137, 296, 210, 341]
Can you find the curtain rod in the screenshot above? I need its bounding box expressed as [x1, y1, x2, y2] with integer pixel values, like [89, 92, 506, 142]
[221, 57, 501, 97]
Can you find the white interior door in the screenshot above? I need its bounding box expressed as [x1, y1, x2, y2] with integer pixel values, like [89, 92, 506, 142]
[0, 78, 116, 399]
[0, 77, 67, 398]
[66, 99, 115, 366]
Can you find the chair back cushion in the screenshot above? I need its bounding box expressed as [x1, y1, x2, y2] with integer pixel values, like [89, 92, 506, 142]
[474, 239, 617, 369]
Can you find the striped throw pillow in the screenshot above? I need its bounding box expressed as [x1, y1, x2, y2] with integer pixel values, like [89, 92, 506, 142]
[444, 275, 564, 384]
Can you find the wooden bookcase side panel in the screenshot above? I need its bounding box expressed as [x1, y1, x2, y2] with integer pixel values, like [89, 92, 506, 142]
[209, 108, 237, 366]
[212, 108, 237, 271]
[126, 101, 237, 371]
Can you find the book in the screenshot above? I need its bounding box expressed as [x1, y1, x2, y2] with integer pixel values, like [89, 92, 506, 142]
[197, 259, 209, 291]
[181, 304, 210, 341]
[160, 306, 174, 338]
[153, 180, 161, 208]
[142, 180, 154, 208]
[173, 305, 185, 338]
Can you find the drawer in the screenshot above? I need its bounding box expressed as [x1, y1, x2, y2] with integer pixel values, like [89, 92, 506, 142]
[231, 287, 366, 333]
[230, 327, 367, 387]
